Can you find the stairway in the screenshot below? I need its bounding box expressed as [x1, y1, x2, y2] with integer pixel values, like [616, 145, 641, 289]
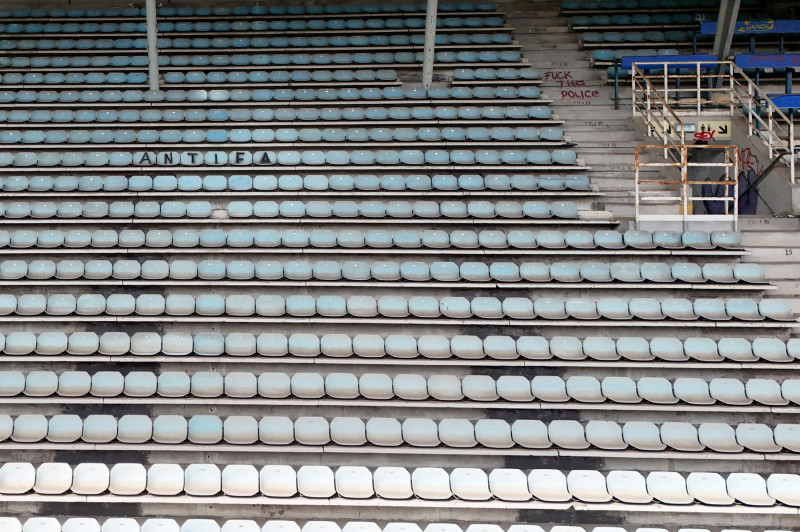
[504, 0, 676, 221]
[741, 216, 800, 312]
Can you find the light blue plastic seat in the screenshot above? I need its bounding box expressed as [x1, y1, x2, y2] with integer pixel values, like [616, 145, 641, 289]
[661, 298, 698, 320]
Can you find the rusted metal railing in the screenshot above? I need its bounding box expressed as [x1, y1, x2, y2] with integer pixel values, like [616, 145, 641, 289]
[635, 144, 739, 229]
[632, 60, 796, 183]
[631, 63, 686, 149]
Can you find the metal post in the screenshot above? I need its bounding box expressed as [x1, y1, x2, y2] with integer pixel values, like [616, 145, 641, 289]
[696, 63, 701, 115]
[712, 0, 740, 61]
[613, 60, 620, 110]
[421, 0, 438, 90]
[146, 0, 160, 92]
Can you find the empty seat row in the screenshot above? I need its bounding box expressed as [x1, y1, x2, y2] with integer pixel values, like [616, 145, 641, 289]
[0, 366, 800, 408]
[0, 30, 512, 48]
[570, 13, 696, 26]
[0, 2, 496, 18]
[0, 259, 763, 285]
[1, 330, 795, 362]
[0, 201, 212, 219]
[2, 413, 797, 453]
[0, 462, 798, 506]
[0, 228, 741, 250]
[0, 46, 519, 65]
[0, 69, 399, 86]
[591, 47, 678, 62]
[581, 30, 692, 44]
[562, 0, 720, 9]
[0, 85, 540, 104]
[0, 292, 789, 321]
[0, 103, 553, 123]
[0, 126, 563, 145]
[0, 173, 586, 192]
[0, 17, 507, 36]
[0, 199, 577, 220]
[0, 519, 632, 532]
[225, 199, 578, 219]
[1, 148, 577, 168]
[0, 49, 515, 69]
[4, 368, 798, 406]
[453, 68, 541, 81]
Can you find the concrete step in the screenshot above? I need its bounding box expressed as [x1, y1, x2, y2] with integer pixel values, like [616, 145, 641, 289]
[567, 120, 636, 132]
[741, 246, 800, 266]
[767, 280, 800, 297]
[758, 264, 800, 281]
[556, 108, 633, 121]
[533, 59, 592, 69]
[599, 201, 636, 219]
[576, 141, 642, 152]
[522, 41, 582, 51]
[527, 51, 593, 63]
[551, 101, 619, 110]
[742, 232, 800, 249]
[569, 130, 639, 142]
[740, 216, 800, 231]
[526, 24, 571, 34]
[540, 78, 607, 87]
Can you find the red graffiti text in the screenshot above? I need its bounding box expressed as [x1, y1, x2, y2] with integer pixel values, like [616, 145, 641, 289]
[561, 89, 599, 99]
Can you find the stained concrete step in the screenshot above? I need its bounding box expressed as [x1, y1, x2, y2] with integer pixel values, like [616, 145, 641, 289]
[570, 131, 639, 143]
[532, 59, 592, 69]
[527, 51, 592, 63]
[522, 41, 582, 51]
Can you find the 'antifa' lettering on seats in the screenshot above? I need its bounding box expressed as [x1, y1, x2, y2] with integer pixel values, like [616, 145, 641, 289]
[133, 151, 275, 166]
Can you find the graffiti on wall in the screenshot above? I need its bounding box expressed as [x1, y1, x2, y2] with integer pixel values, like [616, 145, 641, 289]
[701, 147, 761, 215]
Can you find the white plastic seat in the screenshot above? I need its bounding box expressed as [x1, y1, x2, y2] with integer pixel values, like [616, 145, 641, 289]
[297, 466, 335, 497]
[528, 469, 570, 501]
[147, 464, 184, 495]
[142, 520, 180, 532]
[532, 375, 568, 402]
[646, 471, 692, 504]
[100, 518, 140, 532]
[660, 422, 703, 451]
[221, 521, 260, 532]
[411, 467, 451, 500]
[622, 421, 665, 451]
[686, 472, 734, 505]
[259, 465, 297, 497]
[335, 466, 374, 499]
[0, 462, 35, 494]
[698, 423, 743, 452]
[601, 377, 640, 403]
[23, 519, 63, 532]
[450, 468, 491, 500]
[109, 463, 146, 496]
[548, 420, 588, 449]
[726, 472, 775, 505]
[184, 464, 221, 496]
[0, 518, 20, 532]
[585, 420, 627, 450]
[72, 463, 110, 495]
[709, 378, 751, 405]
[736, 423, 781, 453]
[673, 377, 714, 404]
[606, 470, 652, 503]
[637, 377, 677, 404]
[373, 466, 412, 499]
[566, 376, 603, 402]
[746, 378, 789, 405]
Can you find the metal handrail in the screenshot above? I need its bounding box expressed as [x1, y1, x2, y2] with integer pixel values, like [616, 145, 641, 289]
[634, 144, 739, 229]
[631, 59, 797, 183]
[631, 63, 686, 148]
